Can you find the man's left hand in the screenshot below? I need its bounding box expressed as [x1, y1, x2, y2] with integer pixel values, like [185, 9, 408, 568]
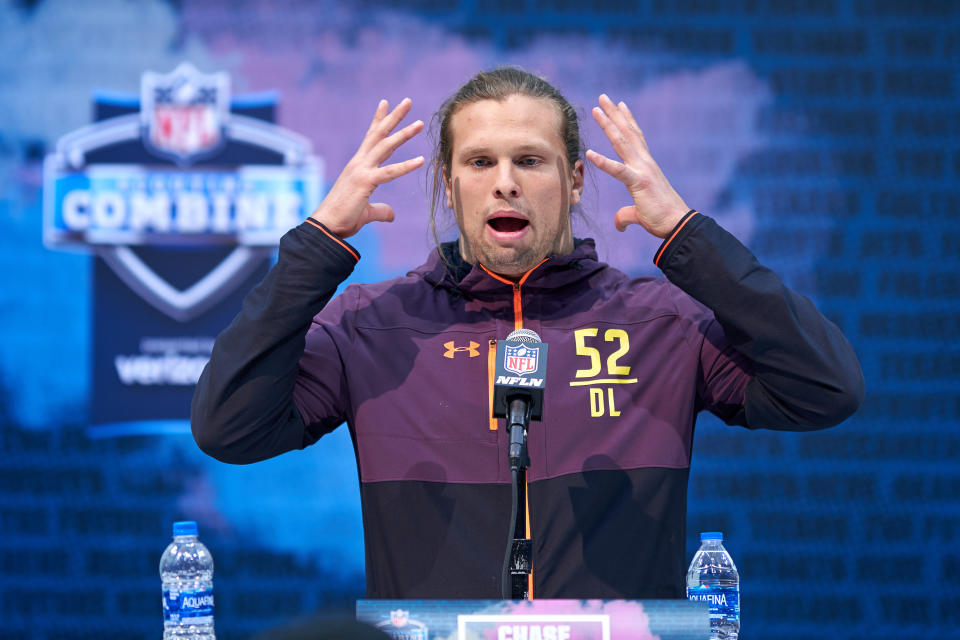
[587, 94, 690, 238]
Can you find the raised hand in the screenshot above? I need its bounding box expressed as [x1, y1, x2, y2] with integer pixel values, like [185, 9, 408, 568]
[586, 94, 690, 238]
[310, 98, 425, 239]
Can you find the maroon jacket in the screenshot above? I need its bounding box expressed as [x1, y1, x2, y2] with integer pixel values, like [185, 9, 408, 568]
[192, 211, 863, 599]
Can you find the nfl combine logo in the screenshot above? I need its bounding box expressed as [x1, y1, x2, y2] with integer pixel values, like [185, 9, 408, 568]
[504, 344, 539, 376]
[43, 63, 322, 322]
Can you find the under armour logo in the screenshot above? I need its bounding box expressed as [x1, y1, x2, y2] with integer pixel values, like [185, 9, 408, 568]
[443, 340, 480, 358]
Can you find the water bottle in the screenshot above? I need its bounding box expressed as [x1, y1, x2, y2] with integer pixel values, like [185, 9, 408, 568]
[160, 521, 215, 640]
[686, 532, 739, 640]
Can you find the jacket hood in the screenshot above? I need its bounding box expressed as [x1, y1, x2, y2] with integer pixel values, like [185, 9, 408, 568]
[412, 238, 607, 298]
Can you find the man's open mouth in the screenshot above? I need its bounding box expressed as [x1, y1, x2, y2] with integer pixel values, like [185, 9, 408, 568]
[488, 216, 529, 233]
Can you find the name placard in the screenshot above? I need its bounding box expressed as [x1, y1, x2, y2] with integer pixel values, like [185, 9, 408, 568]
[356, 599, 709, 640]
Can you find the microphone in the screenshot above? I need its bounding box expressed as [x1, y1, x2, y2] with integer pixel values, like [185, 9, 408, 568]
[493, 328, 548, 471]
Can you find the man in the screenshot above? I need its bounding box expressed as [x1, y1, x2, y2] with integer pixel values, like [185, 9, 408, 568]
[192, 68, 863, 600]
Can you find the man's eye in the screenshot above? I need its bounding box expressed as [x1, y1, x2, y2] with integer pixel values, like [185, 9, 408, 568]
[518, 157, 541, 166]
[471, 158, 491, 167]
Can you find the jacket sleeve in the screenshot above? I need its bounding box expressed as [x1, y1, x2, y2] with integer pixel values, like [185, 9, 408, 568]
[190, 220, 360, 464]
[656, 211, 865, 430]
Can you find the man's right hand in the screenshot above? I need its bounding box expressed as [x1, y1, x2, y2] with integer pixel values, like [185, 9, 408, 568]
[310, 98, 424, 239]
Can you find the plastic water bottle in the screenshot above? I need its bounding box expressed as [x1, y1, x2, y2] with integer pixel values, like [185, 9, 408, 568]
[686, 532, 739, 640]
[160, 521, 215, 640]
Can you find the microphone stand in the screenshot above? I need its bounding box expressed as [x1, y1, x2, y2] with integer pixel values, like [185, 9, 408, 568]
[502, 397, 532, 599]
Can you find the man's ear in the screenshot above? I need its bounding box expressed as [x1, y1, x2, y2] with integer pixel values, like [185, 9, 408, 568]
[570, 159, 585, 205]
[443, 171, 453, 209]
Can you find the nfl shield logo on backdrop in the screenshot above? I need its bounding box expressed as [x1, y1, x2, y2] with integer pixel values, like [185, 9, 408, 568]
[504, 343, 539, 376]
[141, 62, 229, 164]
[376, 608, 429, 640]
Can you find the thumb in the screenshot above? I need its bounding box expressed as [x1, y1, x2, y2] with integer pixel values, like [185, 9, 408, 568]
[613, 205, 637, 232]
[365, 202, 395, 224]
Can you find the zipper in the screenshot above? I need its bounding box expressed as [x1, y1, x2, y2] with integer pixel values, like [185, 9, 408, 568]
[479, 259, 548, 600]
[488, 339, 498, 431]
[524, 473, 533, 599]
[511, 282, 522, 330]
[479, 259, 548, 331]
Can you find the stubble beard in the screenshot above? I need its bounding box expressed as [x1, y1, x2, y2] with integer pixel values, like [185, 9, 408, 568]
[461, 223, 573, 278]
[469, 242, 542, 278]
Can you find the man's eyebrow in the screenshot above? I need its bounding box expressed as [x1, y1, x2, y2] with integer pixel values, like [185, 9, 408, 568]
[456, 143, 554, 158]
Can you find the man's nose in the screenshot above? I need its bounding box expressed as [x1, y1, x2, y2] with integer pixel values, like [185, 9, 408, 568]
[493, 164, 521, 199]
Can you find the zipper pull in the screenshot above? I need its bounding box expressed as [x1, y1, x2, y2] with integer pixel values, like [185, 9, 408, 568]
[488, 339, 499, 431]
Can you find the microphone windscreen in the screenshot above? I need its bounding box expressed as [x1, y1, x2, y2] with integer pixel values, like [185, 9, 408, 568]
[505, 328, 542, 343]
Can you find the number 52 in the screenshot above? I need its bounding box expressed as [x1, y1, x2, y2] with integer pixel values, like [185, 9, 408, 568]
[573, 328, 631, 378]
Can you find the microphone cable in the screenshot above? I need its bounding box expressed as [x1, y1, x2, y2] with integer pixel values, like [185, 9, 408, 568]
[501, 467, 519, 599]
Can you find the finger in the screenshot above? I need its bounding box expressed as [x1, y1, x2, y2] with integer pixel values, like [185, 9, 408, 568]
[360, 98, 413, 155]
[371, 119, 424, 164]
[586, 149, 634, 184]
[599, 94, 647, 156]
[377, 97, 414, 138]
[614, 205, 638, 232]
[598, 94, 632, 138]
[617, 101, 649, 151]
[599, 94, 633, 136]
[364, 202, 395, 224]
[365, 99, 389, 134]
[373, 155, 425, 183]
[359, 99, 391, 151]
[592, 105, 642, 166]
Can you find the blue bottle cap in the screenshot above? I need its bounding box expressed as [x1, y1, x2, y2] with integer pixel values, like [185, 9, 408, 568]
[700, 531, 723, 541]
[173, 521, 198, 537]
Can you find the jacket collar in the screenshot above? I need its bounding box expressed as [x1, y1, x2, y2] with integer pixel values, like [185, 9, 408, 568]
[414, 238, 604, 298]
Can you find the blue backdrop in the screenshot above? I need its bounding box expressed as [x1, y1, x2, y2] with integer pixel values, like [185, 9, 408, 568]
[1, 0, 958, 638]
